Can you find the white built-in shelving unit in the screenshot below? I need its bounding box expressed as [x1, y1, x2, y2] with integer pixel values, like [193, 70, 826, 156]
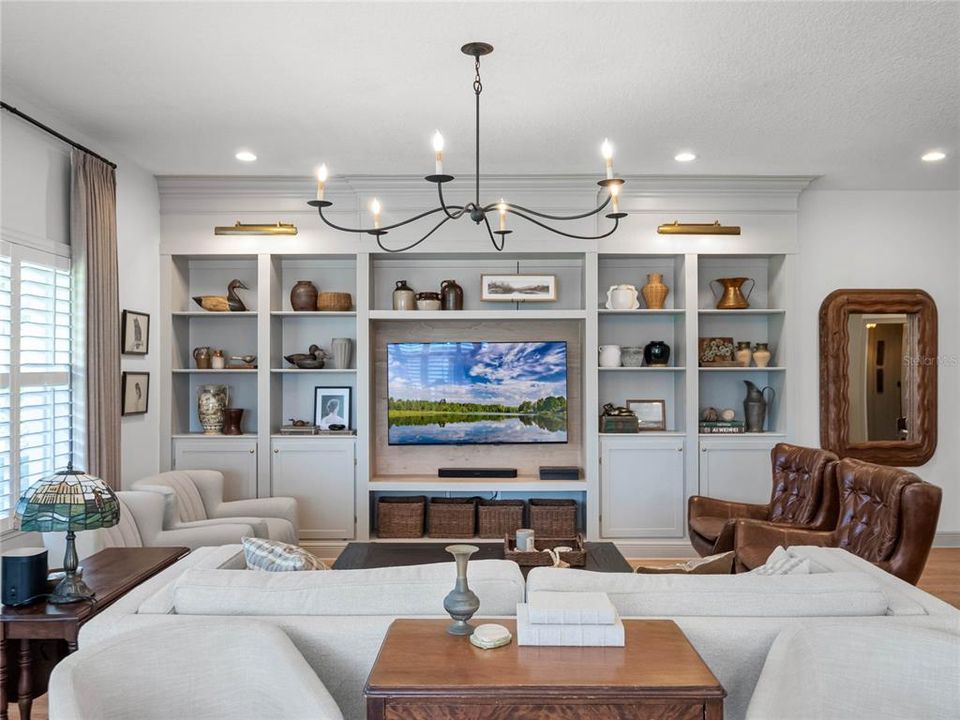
[158, 174, 809, 555]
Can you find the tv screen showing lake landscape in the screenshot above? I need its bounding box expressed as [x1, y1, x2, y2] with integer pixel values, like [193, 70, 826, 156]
[387, 341, 568, 445]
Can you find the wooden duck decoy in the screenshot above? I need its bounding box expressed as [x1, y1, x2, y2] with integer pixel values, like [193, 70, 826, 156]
[193, 279, 248, 312]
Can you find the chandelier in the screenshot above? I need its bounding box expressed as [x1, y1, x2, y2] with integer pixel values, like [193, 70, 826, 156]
[308, 42, 626, 252]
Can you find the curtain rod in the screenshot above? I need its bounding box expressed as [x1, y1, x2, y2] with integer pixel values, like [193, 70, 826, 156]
[1, 100, 118, 170]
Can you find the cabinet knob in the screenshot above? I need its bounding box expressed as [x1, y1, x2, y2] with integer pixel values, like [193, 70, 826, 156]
[274, 448, 279, 453]
[249, 448, 255, 454]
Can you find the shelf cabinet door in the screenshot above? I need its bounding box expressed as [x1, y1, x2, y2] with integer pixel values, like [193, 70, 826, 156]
[173, 438, 258, 501]
[271, 438, 356, 540]
[600, 436, 685, 538]
[698, 438, 778, 504]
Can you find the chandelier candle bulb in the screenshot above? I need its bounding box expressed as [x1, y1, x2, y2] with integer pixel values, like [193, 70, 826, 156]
[602, 138, 614, 180]
[610, 184, 620, 214]
[498, 198, 507, 231]
[316, 164, 328, 202]
[371, 198, 382, 229]
[432, 131, 445, 175]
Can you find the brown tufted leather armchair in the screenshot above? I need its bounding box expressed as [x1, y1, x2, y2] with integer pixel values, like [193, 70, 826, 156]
[687, 444, 840, 557]
[733, 458, 942, 585]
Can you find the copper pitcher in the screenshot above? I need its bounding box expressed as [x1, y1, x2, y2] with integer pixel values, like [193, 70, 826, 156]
[710, 277, 755, 310]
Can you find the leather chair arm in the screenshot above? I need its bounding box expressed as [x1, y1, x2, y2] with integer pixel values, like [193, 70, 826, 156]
[733, 519, 835, 567]
[689, 495, 770, 521]
[880, 481, 942, 585]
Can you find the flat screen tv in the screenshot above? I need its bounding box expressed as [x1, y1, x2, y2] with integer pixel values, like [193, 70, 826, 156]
[387, 341, 568, 446]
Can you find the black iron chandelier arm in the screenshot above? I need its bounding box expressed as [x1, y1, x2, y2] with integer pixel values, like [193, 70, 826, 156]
[374, 214, 455, 254]
[436, 182, 469, 220]
[480, 212, 505, 252]
[483, 194, 612, 221]
[316, 204, 451, 234]
[505, 208, 621, 240]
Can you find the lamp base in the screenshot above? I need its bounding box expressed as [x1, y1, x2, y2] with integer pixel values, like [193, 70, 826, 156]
[49, 572, 95, 604]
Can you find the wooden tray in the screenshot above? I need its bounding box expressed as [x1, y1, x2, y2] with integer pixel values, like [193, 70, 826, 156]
[503, 533, 586, 567]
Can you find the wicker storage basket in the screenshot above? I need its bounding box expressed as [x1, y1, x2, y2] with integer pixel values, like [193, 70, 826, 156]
[378, 496, 426, 538]
[477, 499, 525, 539]
[504, 533, 586, 567]
[317, 292, 353, 311]
[528, 498, 578, 537]
[427, 497, 477, 538]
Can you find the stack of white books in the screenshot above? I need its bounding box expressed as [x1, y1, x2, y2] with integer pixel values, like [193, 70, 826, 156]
[516, 591, 625, 647]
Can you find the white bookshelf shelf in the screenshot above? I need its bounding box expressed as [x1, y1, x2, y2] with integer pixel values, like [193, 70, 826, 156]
[172, 311, 258, 317]
[697, 309, 786, 315]
[598, 366, 685, 372]
[270, 311, 357, 317]
[368, 309, 587, 321]
[170, 433, 258, 439]
[369, 475, 588, 493]
[270, 368, 357, 374]
[171, 368, 258, 374]
[698, 366, 786, 372]
[698, 432, 786, 438]
[598, 308, 685, 315]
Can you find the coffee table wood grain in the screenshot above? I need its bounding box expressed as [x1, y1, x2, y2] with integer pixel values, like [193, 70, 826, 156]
[365, 619, 725, 720]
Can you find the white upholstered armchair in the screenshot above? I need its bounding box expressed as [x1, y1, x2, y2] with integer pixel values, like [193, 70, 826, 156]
[45, 490, 263, 559]
[132, 469, 298, 544]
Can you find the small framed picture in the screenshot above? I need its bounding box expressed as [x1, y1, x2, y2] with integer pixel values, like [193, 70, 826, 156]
[121, 310, 150, 355]
[480, 274, 557, 302]
[121, 372, 150, 416]
[698, 337, 736, 366]
[314, 386, 352, 430]
[627, 399, 666, 431]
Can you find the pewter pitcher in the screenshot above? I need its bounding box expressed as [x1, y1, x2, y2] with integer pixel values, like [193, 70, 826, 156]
[743, 380, 775, 433]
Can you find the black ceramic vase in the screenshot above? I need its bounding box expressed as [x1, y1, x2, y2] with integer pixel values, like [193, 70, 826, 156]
[643, 340, 671, 367]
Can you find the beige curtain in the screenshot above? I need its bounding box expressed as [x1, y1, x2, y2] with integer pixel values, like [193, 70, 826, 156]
[71, 150, 121, 489]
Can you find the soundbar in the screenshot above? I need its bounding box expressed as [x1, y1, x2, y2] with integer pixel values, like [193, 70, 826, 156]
[438, 467, 518, 479]
[539, 466, 581, 481]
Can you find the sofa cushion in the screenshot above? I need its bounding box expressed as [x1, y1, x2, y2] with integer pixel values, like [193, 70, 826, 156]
[171, 560, 525, 617]
[747, 546, 811, 576]
[135, 545, 246, 615]
[243, 537, 326, 572]
[526, 569, 889, 617]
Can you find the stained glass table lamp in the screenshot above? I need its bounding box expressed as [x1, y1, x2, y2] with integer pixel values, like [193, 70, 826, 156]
[15, 465, 120, 604]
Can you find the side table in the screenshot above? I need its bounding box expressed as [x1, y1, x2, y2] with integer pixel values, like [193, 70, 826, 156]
[366, 618, 726, 719]
[1, 546, 189, 720]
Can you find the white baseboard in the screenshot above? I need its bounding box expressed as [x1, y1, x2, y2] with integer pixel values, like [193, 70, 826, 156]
[934, 532, 960, 548]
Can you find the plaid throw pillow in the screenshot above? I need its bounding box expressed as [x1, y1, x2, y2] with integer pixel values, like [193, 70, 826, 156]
[242, 537, 327, 572]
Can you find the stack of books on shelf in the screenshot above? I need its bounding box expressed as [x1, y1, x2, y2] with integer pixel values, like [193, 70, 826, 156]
[699, 420, 745, 434]
[517, 591, 625, 647]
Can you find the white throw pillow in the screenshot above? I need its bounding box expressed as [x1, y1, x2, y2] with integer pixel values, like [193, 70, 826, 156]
[747, 546, 811, 576]
[242, 537, 327, 572]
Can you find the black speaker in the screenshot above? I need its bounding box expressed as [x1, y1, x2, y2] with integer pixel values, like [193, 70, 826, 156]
[438, 467, 518, 478]
[2, 547, 48, 606]
[539, 466, 581, 481]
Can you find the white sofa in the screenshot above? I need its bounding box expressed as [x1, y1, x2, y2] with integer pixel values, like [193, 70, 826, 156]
[132, 469, 298, 544]
[77, 546, 959, 720]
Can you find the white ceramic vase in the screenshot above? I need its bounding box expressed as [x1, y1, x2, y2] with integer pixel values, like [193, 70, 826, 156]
[332, 337, 353, 369]
[598, 345, 622, 367]
[605, 284, 639, 310]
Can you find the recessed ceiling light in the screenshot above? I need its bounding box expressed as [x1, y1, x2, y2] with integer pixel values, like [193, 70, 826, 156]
[235, 150, 257, 162]
[921, 150, 946, 162]
[674, 151, 697, 163]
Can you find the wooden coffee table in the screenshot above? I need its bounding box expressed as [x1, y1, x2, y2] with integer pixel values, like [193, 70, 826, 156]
[334, 541, 633, 576]
[365, 619, 725, 719]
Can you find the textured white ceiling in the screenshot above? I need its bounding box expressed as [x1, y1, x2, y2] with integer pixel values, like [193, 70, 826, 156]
[1, 1, 957, 189]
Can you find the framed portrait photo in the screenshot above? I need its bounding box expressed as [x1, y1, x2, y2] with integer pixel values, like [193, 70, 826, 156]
[121, 372, 150, 416]
[480, 274, 557, 303]
[627, 399, 666, 431]
[121, 310, 150, 355]
[314, 386, 352, 430]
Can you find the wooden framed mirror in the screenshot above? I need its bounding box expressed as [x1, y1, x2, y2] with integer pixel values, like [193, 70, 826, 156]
[820, 289, 937, 465]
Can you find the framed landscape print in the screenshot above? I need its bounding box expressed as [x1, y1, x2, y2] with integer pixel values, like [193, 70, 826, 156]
[627, 399, 666, 431]
[314, 386, 352, 430]
[121, 310, 150, 354]
[121, 372, 150, 416]
[480, 274, 557, 302]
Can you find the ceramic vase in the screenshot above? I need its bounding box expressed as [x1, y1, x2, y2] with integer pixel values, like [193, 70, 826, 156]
[443, 544, 480, 635]
[643, 340, 671, 366]
[197, 384, 229, 434]
[393, 280, 416, 311]
[710, 277, 755, 310]
[416, 292, 442, 311]
[222, 408, 244, 435]
[620, 346, 644, 367]
[193, 346, 211, 369]
[753, 343, 772, 368]
[332, 338, 353, 370]
[210, 350, 225, 370]
[440, 279, 464, 310]
[598, 345, 622, 367]
[735, 341, 753, 367]
[641, 273, 669, 309]
[605, 284, 638, 310]
[743, 380, 775, 433]
[290, 280, 318, 312]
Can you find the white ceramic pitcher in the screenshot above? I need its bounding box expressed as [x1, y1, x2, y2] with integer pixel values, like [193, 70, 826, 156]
[599, 345, 622, 367]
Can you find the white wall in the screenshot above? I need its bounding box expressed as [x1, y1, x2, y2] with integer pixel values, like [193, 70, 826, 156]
[1, 96, 161, 490]
[797, 190, 960, 536]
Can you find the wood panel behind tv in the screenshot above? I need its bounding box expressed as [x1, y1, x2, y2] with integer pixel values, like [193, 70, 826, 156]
[371, 319, 584, 478]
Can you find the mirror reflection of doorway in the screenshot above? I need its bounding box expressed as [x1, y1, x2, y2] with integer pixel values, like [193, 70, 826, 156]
[847, 314, 909, 442]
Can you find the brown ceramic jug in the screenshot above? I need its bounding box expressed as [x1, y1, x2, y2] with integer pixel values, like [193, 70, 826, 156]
[290, 280, 318, 311]
[222, 408, 244, 435]
[441, 279, 463, 310]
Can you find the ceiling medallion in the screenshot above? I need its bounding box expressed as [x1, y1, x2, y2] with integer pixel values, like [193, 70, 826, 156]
[308, 42, 626, 252]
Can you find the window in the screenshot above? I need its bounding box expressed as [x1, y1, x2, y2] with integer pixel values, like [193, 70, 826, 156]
[0, 241, 73, 528]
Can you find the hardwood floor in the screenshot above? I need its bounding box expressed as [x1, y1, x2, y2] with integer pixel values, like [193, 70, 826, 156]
[9, 548, 959, 720]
